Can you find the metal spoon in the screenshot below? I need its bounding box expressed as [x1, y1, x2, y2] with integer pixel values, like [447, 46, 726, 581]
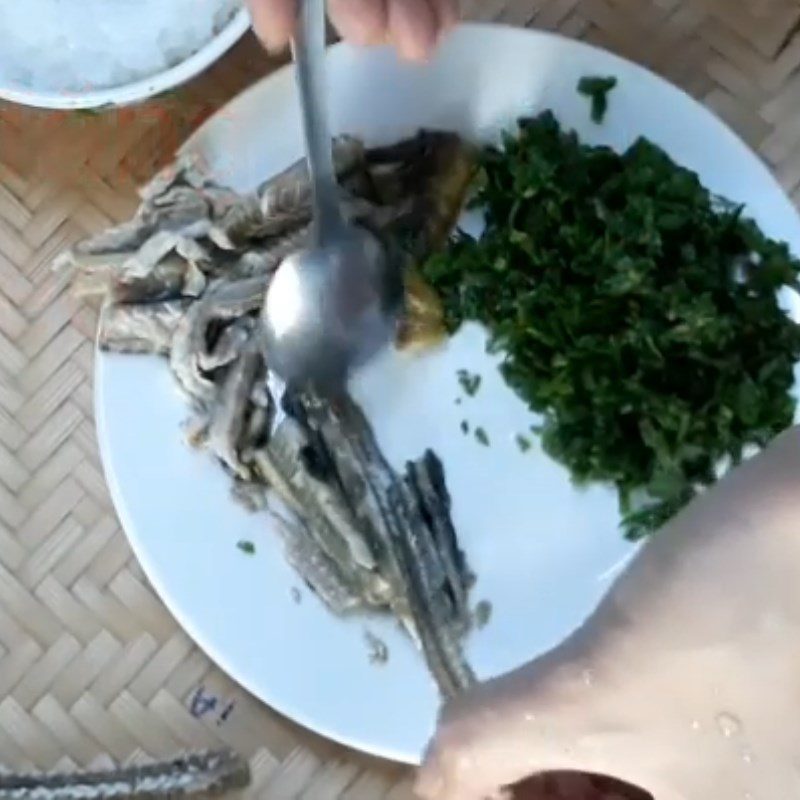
[261, 0, 402, 390]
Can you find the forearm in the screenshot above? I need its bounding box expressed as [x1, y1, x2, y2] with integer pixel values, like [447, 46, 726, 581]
[442, 428, 800, 799]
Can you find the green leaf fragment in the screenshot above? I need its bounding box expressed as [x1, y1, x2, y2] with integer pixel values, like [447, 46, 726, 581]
[475, 427, 490, 446]
[457, 369, 482, 396]
[577, 75, 618, 123]
[237, 540, 256, 555]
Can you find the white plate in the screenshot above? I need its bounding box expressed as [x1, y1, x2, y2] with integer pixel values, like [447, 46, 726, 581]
[0, 7, 250, 110]
[96, 24, 800, 763]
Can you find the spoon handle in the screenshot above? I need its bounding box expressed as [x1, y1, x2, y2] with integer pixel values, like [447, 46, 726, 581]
[292, 0, 343, 240]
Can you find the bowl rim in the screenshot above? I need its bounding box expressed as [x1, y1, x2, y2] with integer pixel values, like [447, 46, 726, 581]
[0, 7, 252, 110]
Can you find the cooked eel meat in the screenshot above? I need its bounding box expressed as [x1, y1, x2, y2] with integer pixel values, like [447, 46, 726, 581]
[60, 131, 479, 696]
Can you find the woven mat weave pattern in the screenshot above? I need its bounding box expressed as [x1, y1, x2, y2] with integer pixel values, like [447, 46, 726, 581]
[1, 1, 799, 796]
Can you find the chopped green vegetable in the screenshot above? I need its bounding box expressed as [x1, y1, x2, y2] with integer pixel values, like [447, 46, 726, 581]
[516, 434, 532, 453]
[475, 427, 490, 446]
[457, 369, 482, 396]
[423, 111, 800, 539]
[577, 75, 617, 123]
[237, 540, 256, 555]
[460, 420, 470, 434]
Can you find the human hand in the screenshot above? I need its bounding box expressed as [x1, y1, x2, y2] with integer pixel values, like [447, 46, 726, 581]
[246, 0, 458, 61]
[417, 426, 800, 800]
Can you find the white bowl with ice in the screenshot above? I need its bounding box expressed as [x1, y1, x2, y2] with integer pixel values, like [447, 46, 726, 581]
[0, 0, 251, 109]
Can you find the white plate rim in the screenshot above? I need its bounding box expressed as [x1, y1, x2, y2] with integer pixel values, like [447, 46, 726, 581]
[94, 23, 800, 764]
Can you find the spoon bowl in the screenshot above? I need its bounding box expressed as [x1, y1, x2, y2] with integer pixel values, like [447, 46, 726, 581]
[262, 224, 402, 388]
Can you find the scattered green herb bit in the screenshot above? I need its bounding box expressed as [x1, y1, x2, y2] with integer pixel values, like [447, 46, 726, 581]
[474, 427, 490, 446]
[516, 434, 532, 453]
[577, 75, 617, 123]
[422, 111, 800, 538]
[73, 101, 117, 118]
[155, 87, 183, 102]
[237, 540, 256, 555]
[622, 487, 696, 541]
[461, 420, 470, 434]
[473, 600, 493, 630]
[457, 369, 482, 396]
[364, 630, 390, 665]
[455, 397, 463, 405]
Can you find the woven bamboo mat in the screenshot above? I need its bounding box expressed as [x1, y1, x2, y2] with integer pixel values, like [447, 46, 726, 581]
[1, 0, 799, 796]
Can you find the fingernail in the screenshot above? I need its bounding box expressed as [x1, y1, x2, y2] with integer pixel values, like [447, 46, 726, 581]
[266, 40, 289, 55]
[388, 29, 423, 62]
[258, 31, 289, 55]
[400, 37, 433, 63]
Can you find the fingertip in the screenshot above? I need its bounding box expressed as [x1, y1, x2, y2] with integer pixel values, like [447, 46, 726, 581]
[399, 38, 433, 63]
[329, 0, 389, 45]
[246, 0, 296, 52]
[263, 36, 291, 56]
[389, 0, 438, 62]
[395, 33, 434, 63]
